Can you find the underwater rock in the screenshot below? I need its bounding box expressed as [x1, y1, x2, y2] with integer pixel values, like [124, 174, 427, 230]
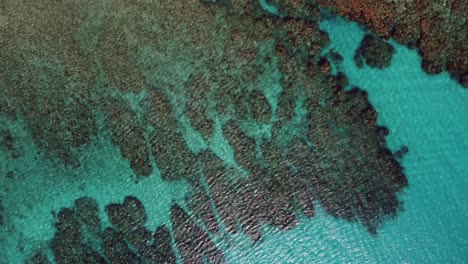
[267, 0, 321, 20]
[354, 34, 395, 69]
[326, 49, 344, 65]
[47, 196, 173, 263]
[199, 142, 301, 242]
[222, 120, 259, 173]
[376, 126, 390, 145]
[105, 203, 133, 235]
[199, 151, 243, 235]
[0, 129, 20, 159]
[0, 198, 3, 225]
[0, 129, 14, 151]
[295, 179, 315, 218]
[317, 56, 332, 74]
[214, 79, 250, 121]
[0, 0, 100, 166]
[97, 19, 147, 93]
[421, 58, 443, 75]
[461, 73, 468, 88]
[276, 89, 296, 124]
[303, 83, 407, 232]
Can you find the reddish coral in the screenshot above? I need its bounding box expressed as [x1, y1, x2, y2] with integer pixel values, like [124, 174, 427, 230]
[314, 0, 468, 87]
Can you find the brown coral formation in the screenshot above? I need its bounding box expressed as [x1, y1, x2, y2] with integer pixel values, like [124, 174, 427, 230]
[47, 196, 179, 263]
[103, 97, 153, 176]
[0, 1, 100, 166]
[143, 88, 199, 182]
[313, 0, 468, 87]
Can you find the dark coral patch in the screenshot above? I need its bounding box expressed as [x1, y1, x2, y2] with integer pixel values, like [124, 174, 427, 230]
[123, 196, 148, 226]
[25, 252, 50, 264]
[50, 209, 85, 263]
[144, 89, 198, 182]
[102, 227, 138, 263]
[0, 129, 20, 159]
[354, 34, 395, 69]
[82, 245, 107, 264]
[48, 196, 180, 263]
[326, 49, 344, 65]
[335, 71, 349, 89]
[303, 83, 407, 233]
[105, 203, 133, 234]
[199, 151, 242, 235]
[184, 74, 215, 140]
[126, 226, 152, 256]
[102, 97, 153, 177]
[222, 120, 259, 173]
[185, 180, 220, 234]
[152, 225, 177, 264]
[0, 198, 4, 225]
[74, 197, 101, 234]
[105, 195, 147, 235]
[170, 202, 225, 264]
[248, 90, 272, 124]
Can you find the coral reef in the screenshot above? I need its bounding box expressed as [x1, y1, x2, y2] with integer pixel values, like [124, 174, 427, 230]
[312, 0, 468, 87]
[44, 196, 180, 263]
[0, 0, 411, 262]
[354, 34, 395, 69]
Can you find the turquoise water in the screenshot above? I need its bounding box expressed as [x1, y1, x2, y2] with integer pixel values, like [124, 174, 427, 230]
[223, 16, 468, 263]
[1, 9, 467, 264]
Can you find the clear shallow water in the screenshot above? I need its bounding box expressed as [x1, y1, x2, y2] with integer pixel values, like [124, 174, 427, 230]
[223, 16, 468, 263]
[1, 11, 467, 264]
